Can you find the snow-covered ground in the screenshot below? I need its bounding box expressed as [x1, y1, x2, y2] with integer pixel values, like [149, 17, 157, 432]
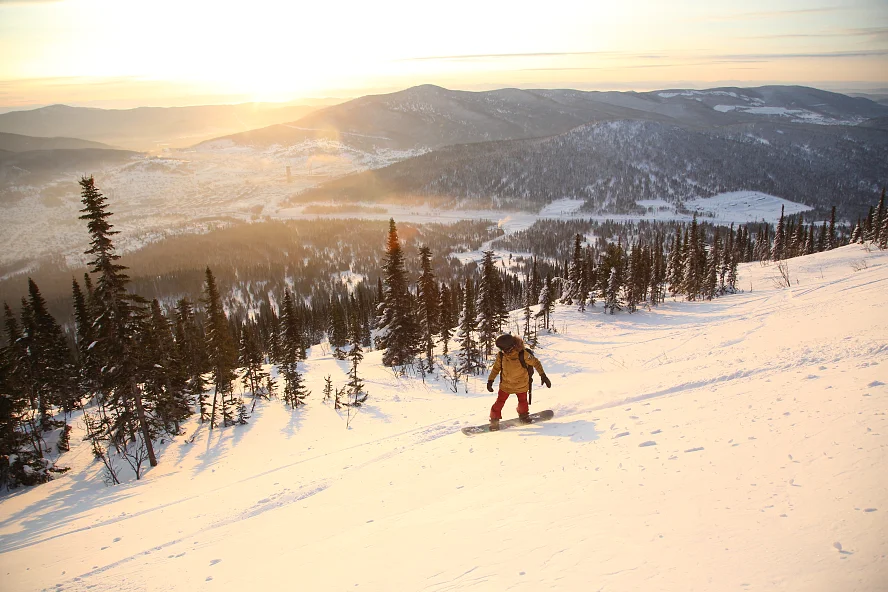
[2, 244, 886, 591]
[683, 190, 812, 224]
[1, 127, 807, 273]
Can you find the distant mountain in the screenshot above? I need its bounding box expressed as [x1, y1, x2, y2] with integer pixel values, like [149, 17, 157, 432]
[0, 131, 115, 152]
[0, 102, 336, 151]
[0, 148, 139, 192]
[198, 84, 888, 152]
[297, 118, 888, 219]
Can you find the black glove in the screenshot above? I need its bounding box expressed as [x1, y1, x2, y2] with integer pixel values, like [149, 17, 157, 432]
[541, 374, 551, 388]
[486, 380, 494, 392]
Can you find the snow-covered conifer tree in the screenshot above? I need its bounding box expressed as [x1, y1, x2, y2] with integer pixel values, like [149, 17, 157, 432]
[376, 219, 419, 368]
[456, 277, 482, 375]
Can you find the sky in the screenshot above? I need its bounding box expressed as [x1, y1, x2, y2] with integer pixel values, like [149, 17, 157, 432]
[1, 0, 887, 110]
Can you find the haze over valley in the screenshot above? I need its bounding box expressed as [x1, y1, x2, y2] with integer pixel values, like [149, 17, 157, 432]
[2, 83, 887, 275]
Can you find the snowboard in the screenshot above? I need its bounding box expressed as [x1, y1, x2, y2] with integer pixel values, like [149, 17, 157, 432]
[461, 409, 554, 436]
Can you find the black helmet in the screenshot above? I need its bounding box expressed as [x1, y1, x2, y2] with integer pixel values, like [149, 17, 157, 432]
[495, 334, 517, 351]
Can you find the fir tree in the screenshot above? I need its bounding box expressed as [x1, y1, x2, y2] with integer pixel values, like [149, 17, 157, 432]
[2, 302, 43, 462]
[328, 298, 348, 359]
[561, 234, 585, 305]
[536, 272, 556, 329]
[239, 323, 268, 412]
[827, 206, 837, 250]
[522, 279, 536, 347]
[817, 220, 828, 252]
[582, 248, 597, 308]
[871, 188, 885, 242]
[376, 219, 419, 368]
[142, 299, 191, 435]
[703, 237, 719, 301]
[26, 278, 77, 428]
[684, 214, 703, 299]
[667, 226, 684, 296]
[174, 298, 207, 420]
[346, 318, 367, 406]
[476, 250, 507, 357]
[322, 375, 333, 403]
[417, 245, 440, 372]
[279, 290, 310, 408]
[79, 176, 157, 467]
[71, 277, 98, 399]
[438, 284, 455, 358]
[604, 267, 622, 315]
[850, 219, 863, 244]
[202, 267, 237, 429]
[624, 245, 641, 313]
[456, 277, 482, 376]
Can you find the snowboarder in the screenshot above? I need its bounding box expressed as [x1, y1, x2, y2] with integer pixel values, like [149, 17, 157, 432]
[487, 333, 551, 429]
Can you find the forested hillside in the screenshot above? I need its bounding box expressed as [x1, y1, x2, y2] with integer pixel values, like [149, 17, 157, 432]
[296, 119, 888, 219]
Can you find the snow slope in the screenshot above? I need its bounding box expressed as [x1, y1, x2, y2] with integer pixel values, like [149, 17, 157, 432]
[1, 245, 886, 591]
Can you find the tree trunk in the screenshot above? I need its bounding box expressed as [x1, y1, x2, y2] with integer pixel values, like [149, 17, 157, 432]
[209, 381, 218, 430]
[132, 384, 157, 467]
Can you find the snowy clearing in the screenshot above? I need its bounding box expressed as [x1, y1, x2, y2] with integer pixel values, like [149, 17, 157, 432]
[1, 245, 885, 591]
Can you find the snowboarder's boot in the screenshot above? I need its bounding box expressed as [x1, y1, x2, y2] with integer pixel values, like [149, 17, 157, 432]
[518, 413, 532, 424]
[489, 419, 501, 431]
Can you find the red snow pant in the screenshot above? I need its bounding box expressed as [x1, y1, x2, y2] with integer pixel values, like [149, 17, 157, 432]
[490, 390, 529, 420]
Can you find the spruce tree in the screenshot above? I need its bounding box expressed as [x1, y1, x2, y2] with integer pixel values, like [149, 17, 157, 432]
[667, 227, 684, 296]
[583, 247, 597, 308]
[438, 284, 454, 358]
[279, 290, 309, 408]
[684, 214, 703, 299]
[142, 299, 190, 434]
[376, 219, 419, 367]
[536, 272, 556, 329]
[202, 267, 237, 429]
[239, 323, 268, 412]
[624, 246, 641, 313]
[879, 210, 888, 250]
[561, 234, 584, 305]
[174, 298, 207, 420]
[522, 277, 536, 347]
[604, 268, 622, 315]
[456, 277, 482, 376]
[71, 277, 99, 399]
[346, 317, 367, 406]
[322, 375, 333, 403]
[2, 302, 43, 462]
[329, 298, 348, 360]
[477, 250, 507, 357]
[828, 206, 837, 250]
[79, 176, 157, 468]
[703, 237, 719, 301]
[871, 188, 885, 242]
[417, 246, 440, 372]
[26, 278, 77, 427]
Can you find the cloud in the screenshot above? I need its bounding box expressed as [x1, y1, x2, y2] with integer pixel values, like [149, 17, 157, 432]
[701, 6, 847, 21]
[0, 0, 64, 4]
[400, 51, 620, 62]
[714, 49, 888, 60]
[743, 27, 888, 40]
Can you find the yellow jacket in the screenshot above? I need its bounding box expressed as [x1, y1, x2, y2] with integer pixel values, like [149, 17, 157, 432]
[487, 337, 545, 394]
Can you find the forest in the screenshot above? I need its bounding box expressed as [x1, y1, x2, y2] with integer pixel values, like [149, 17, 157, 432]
[1, 176, 885, 489]
[295, 120, 888, 220]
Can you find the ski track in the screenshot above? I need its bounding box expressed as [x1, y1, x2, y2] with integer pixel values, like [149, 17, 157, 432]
[26, 419, 465, 591]
[0, 416, 461, 556]
[3, 244, 887, 592]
